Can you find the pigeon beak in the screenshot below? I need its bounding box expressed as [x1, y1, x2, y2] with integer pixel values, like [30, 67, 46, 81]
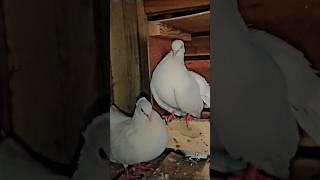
[172, 50, 177, 57]
[147, 109, 153, 122]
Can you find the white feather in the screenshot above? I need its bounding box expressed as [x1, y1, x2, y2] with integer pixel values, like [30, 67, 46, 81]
[110, 97, 168, 166]
[150, 40, 205, 118]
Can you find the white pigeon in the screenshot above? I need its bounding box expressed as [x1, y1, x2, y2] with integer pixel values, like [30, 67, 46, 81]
[152, 70, 210, 119]
[250, 28, 320, 145]
[109, 97, 168, 179]
[0, 112, 107, 180]
[150, 39, 205, 125]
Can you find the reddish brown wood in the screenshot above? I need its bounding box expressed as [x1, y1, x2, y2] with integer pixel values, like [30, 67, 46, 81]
[148, 37, 172, 75]
[185, 36, 209, 56]
[157, 11, 210, 33]
[185, 60, 210, 82]
[144, 0, 209, 15]
[239, 0, 320, 69]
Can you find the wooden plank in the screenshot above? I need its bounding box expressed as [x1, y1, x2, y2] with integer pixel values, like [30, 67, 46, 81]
[185, 60, 211, 82]
[185, 36, 209, 56]
[137, 0, 151, 95]
[154, 11, 210, 33]
[238, 0, 320, 70]
[154, 152, 209, 179]
[148, 21, 191, 41]
[144, 0, 209, 15]
[111, 0, 141, 113]
[167, 119, 210, 155]
[4, 0, 107, 164]
[4, 0, 67, 163]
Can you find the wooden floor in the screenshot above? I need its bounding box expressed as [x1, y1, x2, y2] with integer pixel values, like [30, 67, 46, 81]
[110, 149, 210, 180]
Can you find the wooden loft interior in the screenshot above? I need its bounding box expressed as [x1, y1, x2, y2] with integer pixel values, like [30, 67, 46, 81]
[145, 0, 210, 82]
[143, 0, 211, 154]
[110, 0, 210, 113]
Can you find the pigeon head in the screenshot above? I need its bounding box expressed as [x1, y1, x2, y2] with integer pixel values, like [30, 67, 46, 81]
[171, 39, 185, 57]
[135, 97, 154, 122]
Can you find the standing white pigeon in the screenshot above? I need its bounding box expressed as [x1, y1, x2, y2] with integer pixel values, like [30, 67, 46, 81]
[110, 97, 168, 179]
[0, 110, 108, 180]
[150, 39, 205, 126]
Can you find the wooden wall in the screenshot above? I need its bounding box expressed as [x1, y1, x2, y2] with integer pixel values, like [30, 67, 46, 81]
[110, 0, 149, 113]
[2, 0, 108, 165]
[239, 0, 320, 70]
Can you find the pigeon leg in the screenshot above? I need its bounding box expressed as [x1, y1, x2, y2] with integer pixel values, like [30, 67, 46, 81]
[133, 162, 154, 172]
[227, 166, 269, 180]
[122, 165, 142, 180]
[162, 110, 176, 123]
[183, 114, 193, 128]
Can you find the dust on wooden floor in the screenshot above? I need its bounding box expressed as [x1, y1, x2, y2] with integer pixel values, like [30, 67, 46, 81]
[110, 149, 210, 180]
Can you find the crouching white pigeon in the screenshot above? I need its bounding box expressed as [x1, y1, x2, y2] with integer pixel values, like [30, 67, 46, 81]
[110, 97, 168, 180]
[0, 110, 108, 180]
[150, 39, 209, 127]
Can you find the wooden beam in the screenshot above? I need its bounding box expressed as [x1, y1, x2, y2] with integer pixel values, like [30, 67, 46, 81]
[185, 36, 210, 56]
[137, 0, 151, 95]
[144, 0, 209, 15]
[156, 11, 210, 33]
[148, 21, 192, 41]
[111, 0, 142, 113]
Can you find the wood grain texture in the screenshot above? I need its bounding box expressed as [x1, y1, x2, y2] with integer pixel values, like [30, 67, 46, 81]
[4, 0, 107, 164]
[185, 60, 210, 82]
[156, 11, 210, 33]
[144, 0, 209, 15]
[111, 0, 141, 113]
[239, 0, 320, 70]
[148, 21, 192, 41]
[137, 0, 151, 95]
[185, 36, 209, 56]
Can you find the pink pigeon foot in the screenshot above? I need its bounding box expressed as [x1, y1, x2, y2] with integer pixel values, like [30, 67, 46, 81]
[228, 166, 269, 180]
[162, 111, 176, 123]
[133, 163, 154, 172]
[183, 114, 193, 128]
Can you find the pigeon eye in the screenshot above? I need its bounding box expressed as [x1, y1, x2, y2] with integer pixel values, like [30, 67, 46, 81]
[141, 108, 145, 113]
[98, 148, 107, 160]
